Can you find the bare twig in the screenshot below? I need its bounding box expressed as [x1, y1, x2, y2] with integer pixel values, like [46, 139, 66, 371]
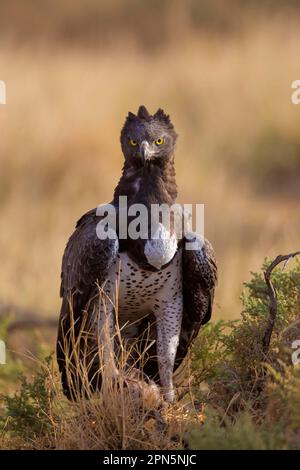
[262, 251, 300, 355]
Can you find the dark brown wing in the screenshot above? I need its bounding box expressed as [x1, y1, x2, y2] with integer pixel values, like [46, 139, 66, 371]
[175, 236, 217, 369]
[56, 207, 119, 399]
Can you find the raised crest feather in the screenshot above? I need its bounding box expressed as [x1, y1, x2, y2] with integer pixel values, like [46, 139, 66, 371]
[127, 106, 172, 125]
[127, 111, 136, 121]
[154, 108, 171, 126]
[137, 105, 150, 120]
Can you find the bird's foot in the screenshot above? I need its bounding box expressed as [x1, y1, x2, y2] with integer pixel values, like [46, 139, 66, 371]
[162, 386, 176, 404]
[123, 369, 162, 409]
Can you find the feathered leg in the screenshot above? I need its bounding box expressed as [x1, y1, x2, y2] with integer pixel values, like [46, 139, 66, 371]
[155, 298, 183, 402]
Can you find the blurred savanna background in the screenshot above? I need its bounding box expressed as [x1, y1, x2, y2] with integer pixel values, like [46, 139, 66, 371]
[1, 0, 300, 321]
[0, 0, 300, 449]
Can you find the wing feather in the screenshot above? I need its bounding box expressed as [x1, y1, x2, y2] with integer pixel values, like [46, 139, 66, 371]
[175, 236, 217, 369]
[57, 208, 118, 399]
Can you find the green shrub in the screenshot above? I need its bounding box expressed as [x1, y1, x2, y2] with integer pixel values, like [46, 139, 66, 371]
[0, 356, 54, 441]
[188, 258, 300, 449]
[187, 409, 285, 450]
[190, 320, 236, 383]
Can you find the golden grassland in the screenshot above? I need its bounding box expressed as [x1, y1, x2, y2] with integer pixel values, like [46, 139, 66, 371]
[1, 19, 300, 322]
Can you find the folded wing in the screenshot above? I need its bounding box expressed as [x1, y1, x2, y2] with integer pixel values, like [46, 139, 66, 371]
[57, 208, 119, 399]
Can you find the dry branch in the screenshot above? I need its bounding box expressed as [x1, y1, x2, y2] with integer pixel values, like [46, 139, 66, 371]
[262, 250, 300, 355]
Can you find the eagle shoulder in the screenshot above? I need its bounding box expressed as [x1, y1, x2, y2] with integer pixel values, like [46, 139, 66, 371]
[60, 207, 119, 300]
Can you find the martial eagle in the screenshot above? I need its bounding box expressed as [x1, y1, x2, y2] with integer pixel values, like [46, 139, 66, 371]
[57, 106, 217, 402]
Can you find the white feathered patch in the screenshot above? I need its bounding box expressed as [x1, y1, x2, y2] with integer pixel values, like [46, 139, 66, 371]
[144, 223, 178, 269]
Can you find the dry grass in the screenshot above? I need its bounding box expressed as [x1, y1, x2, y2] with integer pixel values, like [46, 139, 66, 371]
[1, 295, 199, 450]
[50, 383, 189, 450]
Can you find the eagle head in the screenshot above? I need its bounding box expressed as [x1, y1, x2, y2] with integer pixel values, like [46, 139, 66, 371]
[120, 105, 178, 167]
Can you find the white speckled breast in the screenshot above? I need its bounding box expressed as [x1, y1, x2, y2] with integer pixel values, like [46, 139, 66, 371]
[104, 249, 182, 326]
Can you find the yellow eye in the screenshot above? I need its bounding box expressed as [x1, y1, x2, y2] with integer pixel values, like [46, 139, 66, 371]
[129, 139, 138, 147]
[155, 138, 164, 146]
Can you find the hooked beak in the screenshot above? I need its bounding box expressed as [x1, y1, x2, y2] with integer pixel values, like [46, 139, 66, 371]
[140, 140, 153, 164]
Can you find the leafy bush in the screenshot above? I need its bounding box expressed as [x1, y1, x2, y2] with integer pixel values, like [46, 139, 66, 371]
[0, 356, 53, 441]
[187, 410, 285, 450]
[190, 320, 236, 383]
[188, 258, 300, 449]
